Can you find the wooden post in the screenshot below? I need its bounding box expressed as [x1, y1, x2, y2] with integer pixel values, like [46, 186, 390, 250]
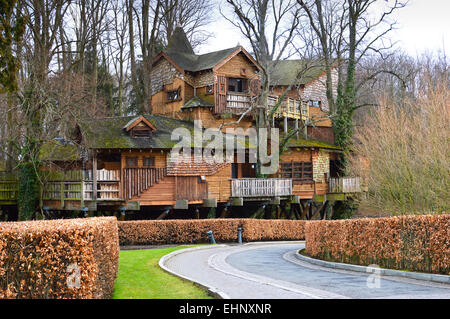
[93, 152, 97, 200]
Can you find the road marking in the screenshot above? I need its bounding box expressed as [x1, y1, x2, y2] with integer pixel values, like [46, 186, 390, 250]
[207, 246, 350, 299]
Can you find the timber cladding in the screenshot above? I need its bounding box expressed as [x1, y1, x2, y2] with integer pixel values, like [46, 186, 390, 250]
[118, 218, 306, 245]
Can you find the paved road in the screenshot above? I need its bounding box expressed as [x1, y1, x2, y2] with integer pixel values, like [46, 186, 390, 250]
[162, 242, 450, 299]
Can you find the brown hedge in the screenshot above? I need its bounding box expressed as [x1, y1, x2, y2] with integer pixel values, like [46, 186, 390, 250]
[0, 217, 119, 299]
[305, 214, 450, 275]
[118, 219, 305, 245]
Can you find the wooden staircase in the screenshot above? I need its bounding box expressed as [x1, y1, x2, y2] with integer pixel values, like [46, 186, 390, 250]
[123, 167, 167, 200]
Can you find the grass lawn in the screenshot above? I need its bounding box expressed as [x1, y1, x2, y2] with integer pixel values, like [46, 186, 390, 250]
[112, 245, 214, 299]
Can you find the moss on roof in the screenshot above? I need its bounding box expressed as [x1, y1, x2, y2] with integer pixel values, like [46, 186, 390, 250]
[78, 114, 252, 150]
[181, 96, 214, 109]
[269, 59, 333, 86]
[40, 141, 81, 161]
[282, 134, 342, 151]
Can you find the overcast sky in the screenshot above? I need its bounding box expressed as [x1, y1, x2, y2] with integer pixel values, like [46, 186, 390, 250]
[197, 0, 449, 57]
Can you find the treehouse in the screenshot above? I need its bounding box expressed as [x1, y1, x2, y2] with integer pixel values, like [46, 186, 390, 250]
[0, 27, 362, 220]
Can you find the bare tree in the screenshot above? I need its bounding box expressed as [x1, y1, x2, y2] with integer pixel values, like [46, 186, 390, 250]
[160, 0, 214, 49]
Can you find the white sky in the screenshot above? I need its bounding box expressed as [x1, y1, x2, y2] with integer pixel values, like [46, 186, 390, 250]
[197, 0, 450, 57]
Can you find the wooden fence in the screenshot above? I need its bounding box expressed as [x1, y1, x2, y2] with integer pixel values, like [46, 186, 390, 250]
[231, 178, 292, 197]
[328, 177, 361, 193]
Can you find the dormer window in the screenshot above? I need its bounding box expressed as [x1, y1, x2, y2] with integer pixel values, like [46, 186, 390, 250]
[131, 126, 152, 137]
[124, 115, 157, 138]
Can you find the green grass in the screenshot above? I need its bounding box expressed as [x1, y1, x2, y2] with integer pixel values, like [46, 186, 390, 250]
[112, 245, 214, 299]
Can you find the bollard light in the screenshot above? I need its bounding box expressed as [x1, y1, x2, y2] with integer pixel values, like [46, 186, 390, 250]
[82, 207, 89, 217]
[237, 227, 243, 244]
[206, 230, 216, 244]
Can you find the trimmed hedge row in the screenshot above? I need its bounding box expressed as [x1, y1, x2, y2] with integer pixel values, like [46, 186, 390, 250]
[118, 219, 306, 245]
[0, 217, 119, 299]
[305, 214, 450, 275]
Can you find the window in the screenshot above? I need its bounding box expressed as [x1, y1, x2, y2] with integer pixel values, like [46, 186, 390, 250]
[228, 78, 247, 93]
[167, 89, 180, 101]
[280, 161, 313, 183]
[143, 156, 155, 167]
[205, 84, 214, 95]
[126, 156, 138, 168]
[131, 127, 151, 137]
[309, 100, 321, 107]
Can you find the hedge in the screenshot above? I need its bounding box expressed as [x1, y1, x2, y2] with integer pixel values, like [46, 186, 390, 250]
[118, 218, 306, 245]
[0, 217, 119, 299]
[305, 214, 450, 275]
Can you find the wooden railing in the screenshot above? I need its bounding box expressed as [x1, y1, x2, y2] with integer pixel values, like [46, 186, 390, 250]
[42, 169, 121, 201]
[123, 167, 166, 200]
[226, 93, 250, 109]
[268, 96, 308, 120]
[231, 178, 292, 197]
[0, 173, 18, 202]
[328, 177, 361, 193]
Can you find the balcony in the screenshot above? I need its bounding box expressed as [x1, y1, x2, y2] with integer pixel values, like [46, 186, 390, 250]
[328, 177, 361, 194]
[42, 169, 121, 201]
[226, 93, 251, 112]
[267, 96, 308, 120]
[231, 178, 292, 198]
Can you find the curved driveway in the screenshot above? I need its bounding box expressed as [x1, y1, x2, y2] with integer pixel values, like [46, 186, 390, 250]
[161, 242, 450, 299]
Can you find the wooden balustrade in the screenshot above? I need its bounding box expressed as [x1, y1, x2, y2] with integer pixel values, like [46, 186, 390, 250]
[123, 167, 167, 200]
[231, 178, 292, 197]
[268, 96, 308, 120]
[226, 93, 251, 109]
[328, 177, 361, 193]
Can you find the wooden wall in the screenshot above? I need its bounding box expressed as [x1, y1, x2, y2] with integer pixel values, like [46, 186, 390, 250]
[151, 77, 187, 116]
[216, 52, 259, 78]
[120, 150, 167, 169]
[205, 164, 232, 203]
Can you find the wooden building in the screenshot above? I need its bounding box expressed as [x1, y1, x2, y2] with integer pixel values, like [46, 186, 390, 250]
[0, 27, 362, 220]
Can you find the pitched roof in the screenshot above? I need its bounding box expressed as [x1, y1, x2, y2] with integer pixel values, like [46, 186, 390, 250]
[78, 115, 195, 150]
[77, 114, 253, 150]
[166, 27, 195, 55]
[160, 27, 258, 73]
[282, 134, 342, 151]
[163, 46, 240, 72]
[39, 140, 81, 161]
[268, 60, 332, 86]
[123, 115, 157, 131]
[181, 96, 214, 109]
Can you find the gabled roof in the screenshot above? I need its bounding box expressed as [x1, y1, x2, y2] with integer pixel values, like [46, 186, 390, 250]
[156, 27, 260, 73]
[123, 115, 157, 132]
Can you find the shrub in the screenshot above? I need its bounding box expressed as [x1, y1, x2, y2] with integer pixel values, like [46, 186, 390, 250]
[305, 214, 450, 274]
[118, 219, 305, 245]
[0, 217, 119, 299]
